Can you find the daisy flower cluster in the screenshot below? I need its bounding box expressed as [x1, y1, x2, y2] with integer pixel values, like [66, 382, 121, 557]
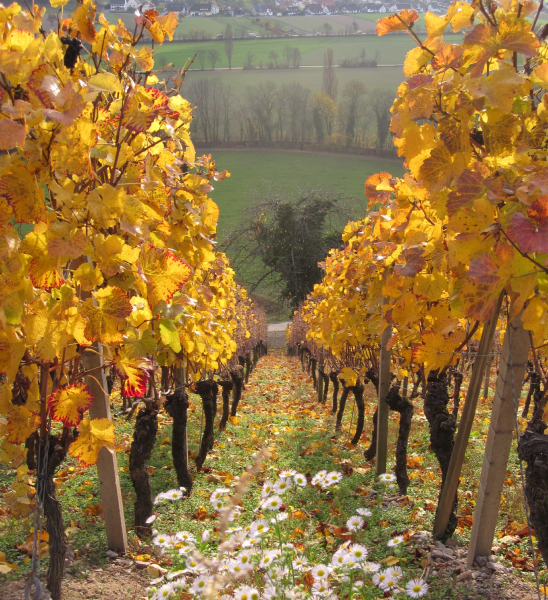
[154, 487, 186, 504]
[147, 470, 429, 600]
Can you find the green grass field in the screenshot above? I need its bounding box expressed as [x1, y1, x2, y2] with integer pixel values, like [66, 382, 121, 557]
[203, 149, 404, 241]
[155, 30, 462, 69]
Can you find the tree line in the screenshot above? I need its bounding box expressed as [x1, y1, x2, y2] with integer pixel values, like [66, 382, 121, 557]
[186, 49, 394, 153]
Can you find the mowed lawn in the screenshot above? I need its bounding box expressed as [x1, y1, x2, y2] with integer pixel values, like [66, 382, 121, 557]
[203, 149, 404, 240]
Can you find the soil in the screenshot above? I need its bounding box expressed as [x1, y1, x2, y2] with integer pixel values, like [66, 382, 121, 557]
[0, 560, 149, 600]
[414, 534, 542, 600]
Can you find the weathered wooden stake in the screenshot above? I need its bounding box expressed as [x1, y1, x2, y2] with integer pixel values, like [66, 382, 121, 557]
[467, 311, 529, 563]
[375, 323, 392, 476]
[82, 344, 128, 553]
[433, 293, 503, 540]
[482, 355, 493, 399]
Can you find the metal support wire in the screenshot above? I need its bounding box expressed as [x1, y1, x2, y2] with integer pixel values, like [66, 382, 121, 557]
[506, 299, 544, 600]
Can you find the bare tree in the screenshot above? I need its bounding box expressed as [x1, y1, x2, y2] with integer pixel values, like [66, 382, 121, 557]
[246, 81, 278, 142]
[224, 24, 234, 69]
[370, 89, 394, 152]
[322, 48, 338, 101]
[269, 50, 279, 67]
[188, 79, 210, 143]
[195, 49, 207, 70]
[246, 51, 254, 68]
[342, 79, 366, 145]
[284, 44, 293, 66]
[323, 22, 333, 36]
[208, 49, 220, 70]
[292, 47, 302, 68]
[222, 83, 233, 143]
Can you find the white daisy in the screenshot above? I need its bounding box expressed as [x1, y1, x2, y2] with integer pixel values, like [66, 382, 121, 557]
[178, 544, 194, 556]
[406, 578, 428, 598]
[293, 473, 307, 487]
[346, 515, 364, 532]
[356, 508, 372, 517]
[156, 582, 175, 599]
[176, 530, 196, 543]
[362, 561, 381, 573]
[153, 533, 169, 547]
[331, 551, 347, 567]
[311, 470, 327, 486]
[262, 495, 283, 511]
[249, 518, 270, 536]
[312, 579, 330, 595]
[378, 473, 396, 483]
[262, 480, 275, 498]
[325, 471, 343, 486]
[379, 575, 398, 591]
[234, 585, 260, 600]
[387, 535, 404, 547]
[192, 575, 211, 594]
[154, 492, 169, 504]
[271, 511, 288, 523]
[211, 498, 227, 512]
[386, 566, 402, 580]
[274, 478, 292, 494]
[372, 570, 387, 587]
[348, 544, 368, 562]
[210, 488, 230, 502]
[279, 469, 296, 478]
[236, 550, 254, 566]
[165, 488, 183, 501]
[311, 564, 332, 580]
[228, 559, 251, 576]
[292, 556, 308, 571]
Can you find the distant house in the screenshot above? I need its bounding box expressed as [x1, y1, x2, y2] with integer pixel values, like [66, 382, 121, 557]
[306, 3, 323, 13]
[169, 2, 189, 12]
[189, 2, 219, 14]
[110, 0, 154, 10]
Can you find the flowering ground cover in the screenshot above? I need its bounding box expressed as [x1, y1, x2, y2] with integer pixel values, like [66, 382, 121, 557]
[0, 350, 543, 599]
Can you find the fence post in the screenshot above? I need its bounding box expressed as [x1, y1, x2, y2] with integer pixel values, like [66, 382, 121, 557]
[433, 293, 503, 540]
[82, 344, 128, 553]
[467, 311, 529, 563]
[375, 322, 392, 476]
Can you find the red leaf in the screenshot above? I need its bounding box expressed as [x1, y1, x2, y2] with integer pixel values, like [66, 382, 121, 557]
[394, 247, 425, 276]
[507, 212, 548, 254]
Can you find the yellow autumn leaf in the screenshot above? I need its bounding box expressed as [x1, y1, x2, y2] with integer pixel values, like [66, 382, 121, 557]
[69, 418, 115, 467]
[81, 286, 132, 344]
[48, 383, 93, 427]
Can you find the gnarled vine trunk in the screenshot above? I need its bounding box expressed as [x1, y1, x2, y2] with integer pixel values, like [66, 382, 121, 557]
[230, 368, 244, 416]
[218, 380, 233, 431]
[195, 380, 218, 471]
[451, 371, 463, 420]
[364, 368, 380, 460]
[335, 385, 350, 431]
[518, 418, 548, 566]
[40, 435, 71, 600]
[129, 407, 158, 534]
[329, 372, 339, 414]
[322, 372, 330, 403]
[310, 358, 317, 389]
[350, 383, 365, 445]
[245, 353, 252, 384]
[424, 371, 457, 531]
[385, 386, 413, 495]
[164, 389, 192, 494]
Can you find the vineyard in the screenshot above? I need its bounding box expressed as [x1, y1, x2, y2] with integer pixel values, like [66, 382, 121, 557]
[0, 1, 548, 600]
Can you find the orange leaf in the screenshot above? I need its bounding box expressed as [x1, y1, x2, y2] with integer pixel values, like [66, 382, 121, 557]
[377, 10, 418, 36]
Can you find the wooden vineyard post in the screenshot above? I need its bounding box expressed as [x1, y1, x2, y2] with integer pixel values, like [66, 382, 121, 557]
[81, 344, 128, 553]
[433, 293, 504, 540]
[467, 312, 529, 563]
[317, 347, 324, 404]
[375, 322, 393, 476]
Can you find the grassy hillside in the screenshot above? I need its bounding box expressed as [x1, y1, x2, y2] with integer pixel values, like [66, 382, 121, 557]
[205, 149, 405, 241]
